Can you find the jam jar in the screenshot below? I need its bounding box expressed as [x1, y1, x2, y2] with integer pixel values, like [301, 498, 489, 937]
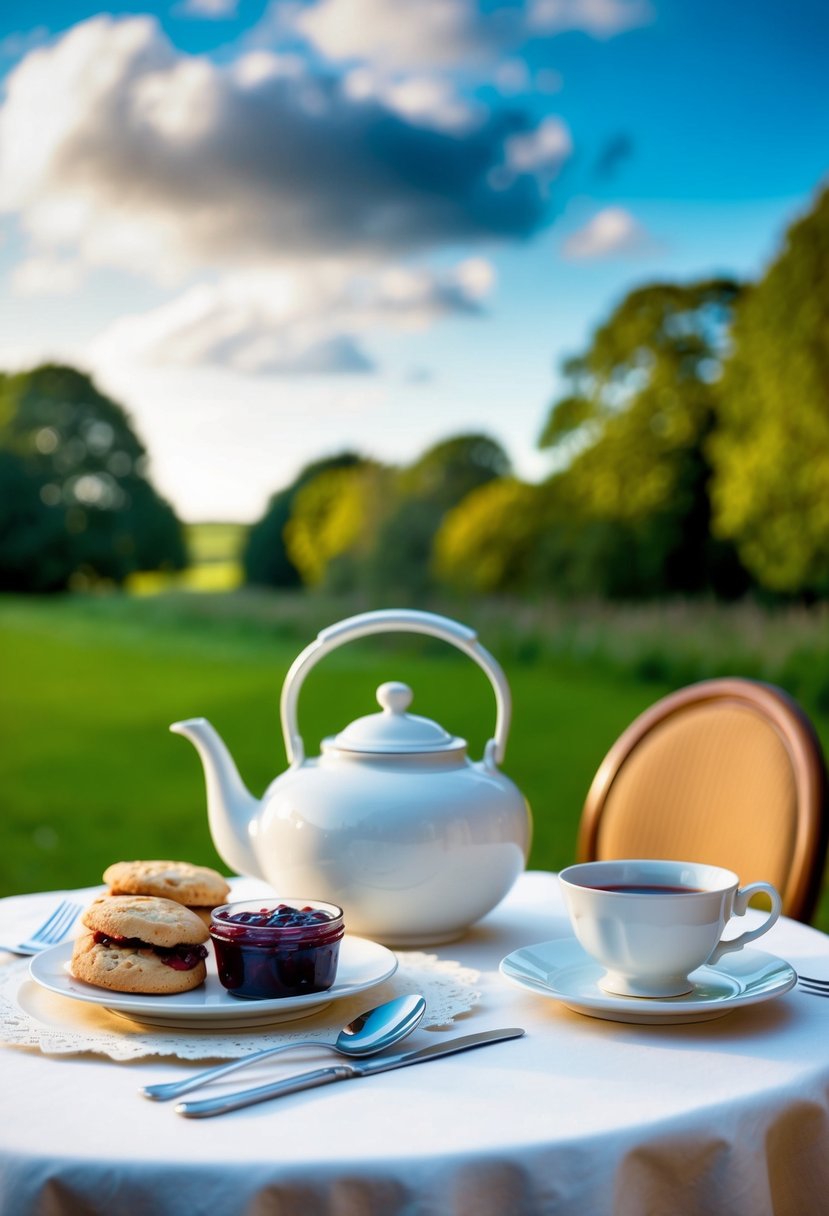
[209, 899, 344, 999]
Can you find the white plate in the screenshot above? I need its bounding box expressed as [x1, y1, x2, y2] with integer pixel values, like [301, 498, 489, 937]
[29, 936, 398, 1029]
[499, 938, 796, 1025]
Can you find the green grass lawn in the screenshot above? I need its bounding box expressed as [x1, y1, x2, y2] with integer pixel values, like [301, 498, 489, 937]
[2, 590, 828, 931]
[0, 592, 667, 895]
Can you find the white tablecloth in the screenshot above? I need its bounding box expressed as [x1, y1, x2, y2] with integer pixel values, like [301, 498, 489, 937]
[3, 870, 829, 1216]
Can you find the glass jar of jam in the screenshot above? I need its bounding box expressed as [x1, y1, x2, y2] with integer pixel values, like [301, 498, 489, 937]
[209, 899, 344, 999]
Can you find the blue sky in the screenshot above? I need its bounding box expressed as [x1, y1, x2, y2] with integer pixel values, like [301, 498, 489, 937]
[0, 0, 826, 520]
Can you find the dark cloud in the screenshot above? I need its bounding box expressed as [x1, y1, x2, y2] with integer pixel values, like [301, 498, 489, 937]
[153, 79, 556, 256]
[593, 133, 634, 181]
[1, 16, 562, 277]
[250, 335, 375, 375]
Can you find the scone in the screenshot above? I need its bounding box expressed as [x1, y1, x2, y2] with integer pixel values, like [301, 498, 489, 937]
[103, 860, 230, 927]
[71, 895, 209, 995]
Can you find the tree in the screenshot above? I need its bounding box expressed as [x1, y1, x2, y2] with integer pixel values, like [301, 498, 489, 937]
[539, 279, 750, 598]
[400, 433, 511, 510]
[284, 460, 394, 588]
[0, 449, 69, 591]
[266, 432, 515, 597]
[242, 453, 362, 588]
[709, 186, 829, 595]
[433, 477, 546, 594]
[363, 433, 512, 598]
[359, 497, 444, 601]
[0, 364, 186, 590]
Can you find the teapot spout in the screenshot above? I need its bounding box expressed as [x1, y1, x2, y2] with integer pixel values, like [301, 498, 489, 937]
[170, 718, 263, 880]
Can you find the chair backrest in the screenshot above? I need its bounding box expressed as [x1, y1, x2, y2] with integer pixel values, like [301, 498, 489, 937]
[577, 678, 829, 922]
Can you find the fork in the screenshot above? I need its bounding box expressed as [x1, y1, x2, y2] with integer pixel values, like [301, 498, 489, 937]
[14, 900, 82, 954]
[796, 974, 829, 997]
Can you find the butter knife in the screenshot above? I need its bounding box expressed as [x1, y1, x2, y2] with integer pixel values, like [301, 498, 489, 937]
[175, 1026, 525, 1118]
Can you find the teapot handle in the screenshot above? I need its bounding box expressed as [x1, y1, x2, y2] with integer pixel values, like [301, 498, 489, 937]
[280, 609, 512, 768]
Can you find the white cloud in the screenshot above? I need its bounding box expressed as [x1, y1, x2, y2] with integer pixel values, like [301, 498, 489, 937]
[561, 206, 654, 259]
[292, 0, 488, 71]
[527, 0, 653, 38]
[231, 51, 306, 88]
[488, 116, 572, 191]
[132, 56, 221, 142]
[504, 117, 572, 176]
[177, 0, 240, 17]
[452, 257, 496, 300]
[11, 255, 85, 296]
[0, 15, 554, 289]
[343, 69, 480, 133]
[89, 259, 496, 376]
[291, 0, 651, 72]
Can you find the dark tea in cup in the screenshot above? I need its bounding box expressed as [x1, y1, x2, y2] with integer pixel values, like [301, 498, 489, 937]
[559, 859, 781, 998]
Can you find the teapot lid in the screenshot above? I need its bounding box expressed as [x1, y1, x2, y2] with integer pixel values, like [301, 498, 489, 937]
[323, 682, 466, 755]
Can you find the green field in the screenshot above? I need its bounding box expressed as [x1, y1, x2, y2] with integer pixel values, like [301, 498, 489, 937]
[127, 522, 247, 595]
[2, 590, 828, 930]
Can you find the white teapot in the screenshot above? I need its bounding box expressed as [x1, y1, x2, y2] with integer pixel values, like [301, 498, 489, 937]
[171, 609, 532, 944]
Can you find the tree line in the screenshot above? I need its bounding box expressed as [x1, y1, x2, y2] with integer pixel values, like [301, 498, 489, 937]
[245, 183, 829, 602]
[1, 183, 827, 600]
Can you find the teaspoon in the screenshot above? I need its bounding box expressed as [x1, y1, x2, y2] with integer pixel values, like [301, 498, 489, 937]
[140, 993, 427, 1102]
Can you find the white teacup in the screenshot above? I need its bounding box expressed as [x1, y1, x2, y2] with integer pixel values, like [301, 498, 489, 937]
[558, 859, 782, 998]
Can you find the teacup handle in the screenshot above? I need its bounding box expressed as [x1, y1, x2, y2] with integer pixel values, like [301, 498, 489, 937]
[708, 882, 782, 964]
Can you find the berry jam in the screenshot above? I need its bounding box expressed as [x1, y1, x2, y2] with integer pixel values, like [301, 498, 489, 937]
[92, 931, 208, 971]
[209, 900, 344, 1000]
[227, 906, 335, 930]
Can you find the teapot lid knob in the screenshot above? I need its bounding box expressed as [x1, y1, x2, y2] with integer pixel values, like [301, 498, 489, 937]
[377, 682, 413, 715]
[323, 679, 464, 755]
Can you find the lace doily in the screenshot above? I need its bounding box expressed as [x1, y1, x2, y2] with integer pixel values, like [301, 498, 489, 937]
[0, 951, 480, 1061]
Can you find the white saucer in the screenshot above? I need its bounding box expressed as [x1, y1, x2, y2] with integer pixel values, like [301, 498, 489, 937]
[499, 938, 796, 1025]
[29, 936, 398, 1030]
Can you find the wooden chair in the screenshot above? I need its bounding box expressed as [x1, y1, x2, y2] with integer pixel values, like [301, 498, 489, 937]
[577, 678, 829, 922]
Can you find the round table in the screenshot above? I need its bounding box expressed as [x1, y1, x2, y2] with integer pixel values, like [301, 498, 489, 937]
[2, 871, 829, 1215]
